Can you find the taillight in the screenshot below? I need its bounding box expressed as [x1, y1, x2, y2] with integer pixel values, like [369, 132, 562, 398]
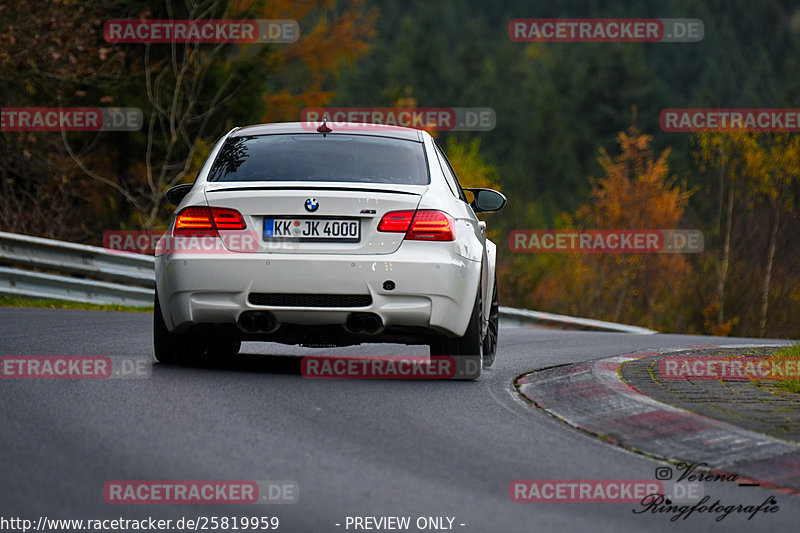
[174, 207, 214, 235]
[407, 210, 455, 241]
[212, 208, 247, 230]
[378, 209, 455, 241]
[377, 210, 415, 233]
[174, 206, 246, 235]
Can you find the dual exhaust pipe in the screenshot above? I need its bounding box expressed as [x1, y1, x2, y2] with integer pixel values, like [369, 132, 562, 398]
[238, 311, 278, 333]
[346, 313, 383, 334]
[238, 310, 383, 335]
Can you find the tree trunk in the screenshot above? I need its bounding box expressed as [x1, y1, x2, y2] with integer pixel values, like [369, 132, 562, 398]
[717, 171, 733, 327]
[759, 203, 779, 336]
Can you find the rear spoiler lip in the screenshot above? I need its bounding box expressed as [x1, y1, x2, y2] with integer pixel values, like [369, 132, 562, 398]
[205, 185, 426, 196]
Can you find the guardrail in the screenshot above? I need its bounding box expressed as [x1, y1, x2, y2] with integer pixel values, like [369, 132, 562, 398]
[0, 231, 656, 333]
[0, 231, 155, 307]
[499, 306, 657, 334]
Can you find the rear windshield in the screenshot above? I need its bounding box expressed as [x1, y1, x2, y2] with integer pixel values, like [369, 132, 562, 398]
[207, 134, 429, 185]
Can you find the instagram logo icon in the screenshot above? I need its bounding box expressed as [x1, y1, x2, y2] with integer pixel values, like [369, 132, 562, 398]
[655, 467, 673, 481]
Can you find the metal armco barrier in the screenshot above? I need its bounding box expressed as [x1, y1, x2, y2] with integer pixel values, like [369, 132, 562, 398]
[0, 231, 155, 307]
[499, 306, 657, 334]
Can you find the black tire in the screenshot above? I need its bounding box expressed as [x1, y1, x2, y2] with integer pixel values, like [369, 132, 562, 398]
[482, 277, 499, 368]
[178, 335, 239, 367]
[154, 292, 240, 366]
[428, 285, 483, 380]
[153, 291, 187, 364]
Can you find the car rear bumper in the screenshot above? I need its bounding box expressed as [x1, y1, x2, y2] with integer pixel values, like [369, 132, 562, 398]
[155, 241, 480, 338]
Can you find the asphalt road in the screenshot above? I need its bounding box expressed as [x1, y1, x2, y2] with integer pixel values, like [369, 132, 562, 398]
[0, 307, 797, 532]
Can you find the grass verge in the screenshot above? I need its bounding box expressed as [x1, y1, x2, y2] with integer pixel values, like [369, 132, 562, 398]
[770, 344, 800, 393]
[0, 295, 153, 313]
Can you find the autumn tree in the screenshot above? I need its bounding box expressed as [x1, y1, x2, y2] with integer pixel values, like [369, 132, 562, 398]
[693, 133, 748, 335]
[1, 0, 376, 236]
[740, 134, 799, 335]
[533, 124, 694, 330]
[445, 137, 500, 191]
[696, 132, 800, 336]
[0, 0, 131, 240]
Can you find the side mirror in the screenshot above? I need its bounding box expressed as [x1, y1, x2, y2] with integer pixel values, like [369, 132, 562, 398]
[165, 184, 193, 206]
[464, 188, 507, 213]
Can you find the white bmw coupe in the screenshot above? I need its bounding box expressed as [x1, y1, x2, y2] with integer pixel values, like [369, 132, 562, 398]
[154, 122, 505, 378]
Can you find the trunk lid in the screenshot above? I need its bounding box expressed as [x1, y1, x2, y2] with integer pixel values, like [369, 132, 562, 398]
[203, 181, 425, 254]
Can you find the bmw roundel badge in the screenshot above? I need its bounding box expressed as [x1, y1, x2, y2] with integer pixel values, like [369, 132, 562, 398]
[305, 198, 319, 212]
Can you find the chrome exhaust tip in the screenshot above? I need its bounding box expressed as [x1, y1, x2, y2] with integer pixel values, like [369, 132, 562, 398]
[345, 313, 383, 334]
[238, 311, 278, 333]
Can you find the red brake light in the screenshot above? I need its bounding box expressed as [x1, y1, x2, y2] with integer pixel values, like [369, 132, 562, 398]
[174, 207, 246, 235]
[377, 210, 415, 233]
[407, 210, 455, 241]
[175, 207, 214, 235]
[377, 209, 454, 241]
[212, 208, 247, 230]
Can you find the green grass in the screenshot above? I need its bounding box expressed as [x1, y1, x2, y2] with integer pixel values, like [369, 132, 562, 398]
[0, 295, 153, 313]
[769, 344, 800, 393]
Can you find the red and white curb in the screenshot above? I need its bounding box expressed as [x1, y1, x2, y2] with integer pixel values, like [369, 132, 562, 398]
[515, 345, 800, 494]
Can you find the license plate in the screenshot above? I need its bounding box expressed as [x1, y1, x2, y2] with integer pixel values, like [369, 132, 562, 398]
[264, 218, 361, 242]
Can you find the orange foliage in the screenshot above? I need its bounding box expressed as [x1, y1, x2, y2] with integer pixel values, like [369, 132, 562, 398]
[532, 125, 695, 331]
[257, 0, 377, 122]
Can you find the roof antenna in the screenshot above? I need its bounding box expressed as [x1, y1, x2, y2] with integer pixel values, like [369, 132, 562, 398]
[317, 113, 332, 135]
